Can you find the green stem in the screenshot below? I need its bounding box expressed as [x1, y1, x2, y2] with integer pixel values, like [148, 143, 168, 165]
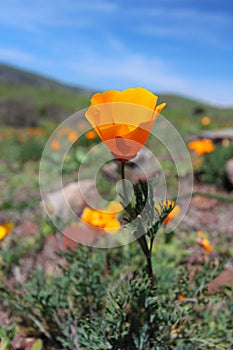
[136, 232, 154, 287]
[120, 161, 154, 286]
[121, 162, 129, 204]
[120, 162, 133, 215]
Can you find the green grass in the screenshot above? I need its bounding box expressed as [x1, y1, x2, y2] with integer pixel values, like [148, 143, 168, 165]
[159, 94, 233, 138]
[0, 81, 233, 130]
[0, 82, 91, 112]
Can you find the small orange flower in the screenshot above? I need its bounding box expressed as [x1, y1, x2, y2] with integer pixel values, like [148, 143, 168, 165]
[17, 131, 26, 143]
[26, 127, 44, 136]
[5, 128, 15, 137]
[199, 238, 214, 254]
[81, 201, 123, 234]
[85, 130, 97, 141]
[197, 230, 204, 238]
[163, 204, 181, 223]
[85, 87, 166, 161]
[0, 222, 14, 241]
[156, 200, 175, 215]
[201, 116, 211, 126]
[222, 138, 230, 147]
[67, 131, 78, 143]
[177, 295, 186, 301]
[50, 139, 61, 151]
[188, 138, 215, 156]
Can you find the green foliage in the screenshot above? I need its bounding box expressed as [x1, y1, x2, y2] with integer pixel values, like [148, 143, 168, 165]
[62, 133, 100, 175]
[0, 324, 17, 350]
[16, 137, 45, 162]
[196, 143, 233, 186]
[1, 242, 232, 350]
[0, 246, 108, 349]
[0, 130, 47, 166]
[0, 80, 90, 127]
[0, 231, 44, 274]
[125, 177, 175, 258]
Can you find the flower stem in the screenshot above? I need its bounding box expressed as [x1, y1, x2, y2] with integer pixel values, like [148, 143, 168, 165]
[120, 162, 133, 215]
[135, 218, 154, 287]
[120, 161, 154, 286]
[120, 161, 129, 204]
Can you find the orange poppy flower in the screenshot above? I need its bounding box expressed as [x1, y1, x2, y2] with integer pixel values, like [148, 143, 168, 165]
[81, 201, 123, 234]
[85, 130, 97, 141]
[163, 204, 181, 224]
[50, 140, 61, 151]
[67, 131, 78, 143]
[198, 237, 214, 254]
[188, 139, 214, 156]
[201, 116, 211, 126]
[0, 222, 14, 241]
[85, 87, 166, 161]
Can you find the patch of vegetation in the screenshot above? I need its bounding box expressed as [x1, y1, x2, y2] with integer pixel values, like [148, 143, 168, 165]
[0, 69, 233, 349]
[0, 243, 232, 350]
[194, 143, 233, 187]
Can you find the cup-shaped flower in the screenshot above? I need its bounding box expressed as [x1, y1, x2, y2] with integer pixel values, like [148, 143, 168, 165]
[81, 201, 123, 234]
[163, 204, 181, 224]
[85, 87, 166, 161]
[188, 138, 214, 156]
[0, 222, 14, 241]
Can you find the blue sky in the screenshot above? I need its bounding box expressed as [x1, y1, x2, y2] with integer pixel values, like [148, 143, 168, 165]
[0, 0, 232, 106]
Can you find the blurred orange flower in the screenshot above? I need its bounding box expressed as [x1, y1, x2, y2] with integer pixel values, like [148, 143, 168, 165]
[0, 222, 14, 241]
[50, 139, 61, 151]
[26, 127, 44, 136]
[199, 237, 214, 254]
[196, 232, 214, 253]
[161, 202, 181, 223]
[197, 230, 204, 238]
[85, 87, 166, 161]
[188, 138, 215, 156]
[222, 138, 230, 147]
[85, 130, 97, 140]
[156, 200, 175, 215]
[67, 131, 78, 143]
[201, 116, 211, 126]
[81, 201, 123, 234]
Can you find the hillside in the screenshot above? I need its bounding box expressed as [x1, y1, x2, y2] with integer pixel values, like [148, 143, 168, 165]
[0, 63, 232, 128]
[0, 63, 92, 94]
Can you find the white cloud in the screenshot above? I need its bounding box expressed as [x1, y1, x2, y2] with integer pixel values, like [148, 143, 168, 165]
[132, 6, 232, 50]
[0, 0, 118, 31]
[65, 48, 233, 106]
[0, 48, 35, 63]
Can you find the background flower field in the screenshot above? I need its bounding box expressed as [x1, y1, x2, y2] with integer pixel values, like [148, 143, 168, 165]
[0, 65, 233, 350]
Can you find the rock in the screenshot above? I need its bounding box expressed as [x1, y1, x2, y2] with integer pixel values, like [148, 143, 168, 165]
[192, 196, 217, 210]
[199, 212, 219, 226]
[14, 221, 38, 238]
[128, 149, 160, 182]
[225, 158, 233, 187]
[200, 128, 233, 142]
[102, 149, 160, 183]
[207, 268, 233, 294]
[63, 222, 96, 246]
[41, 180, 97, 220]
[102, 161, 119, 181]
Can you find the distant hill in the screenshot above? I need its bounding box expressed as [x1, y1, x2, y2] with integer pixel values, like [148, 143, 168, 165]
[0, 63, 92, 95]
[0, 63, 96, 126]
[0, 63, 232, 129]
